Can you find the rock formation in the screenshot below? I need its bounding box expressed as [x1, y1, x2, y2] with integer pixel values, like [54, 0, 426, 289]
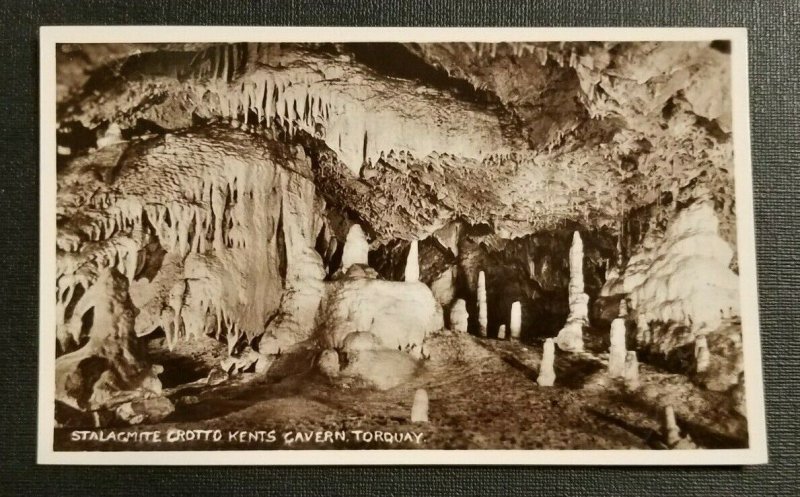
[497, 324, 506, 340]
[477, 270, 488, 337]
[317, 349, 341, 377]
[608, 318, 627, 378]
[341, 224, 369, 272]
[404, 240, 420, 282]
[449, 299, 469, 333]
[411, 388, 430, 423]
[55, 268, 170, 425]
[509, 301, 522, 340]
[537, 338, 556, 387]
[695, 335, 710, 374]
[555, 232, 588, 352]
[623, 351, 640, 390]
[662, 405, 696, 449]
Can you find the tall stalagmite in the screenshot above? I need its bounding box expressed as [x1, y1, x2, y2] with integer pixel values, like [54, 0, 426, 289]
[555, 231, 588, 352]
[537, 338, 556, 387]
[341, 224, 369, 271]
[477, 270, 488, 337]
[404, 240, 420, 282]
[608, 318, 627, 378]
[509, 301, 522, 340]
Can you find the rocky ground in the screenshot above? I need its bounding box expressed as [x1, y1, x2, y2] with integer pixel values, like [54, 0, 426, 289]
[54, 330, 747, 451]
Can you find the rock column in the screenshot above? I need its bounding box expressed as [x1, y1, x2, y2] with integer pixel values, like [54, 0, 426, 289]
[537, 338, 556, 387]
[404, 240, 420, 282]
[695, 335, 710, 373]
[411, 388, 429, 423]
[608, 318, 627, 378]
[555, 231, 588, 352]
[623, 351, 640, 390]
[497, 324, 506, 340]
[341, 224, 369, 272]
[509, 301, 522, 340]
[449, 299, 469, 333]
[477, 271, 488, 337]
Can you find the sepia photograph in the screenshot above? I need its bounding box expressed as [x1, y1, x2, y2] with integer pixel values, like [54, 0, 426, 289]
[38, 27, 766, 464]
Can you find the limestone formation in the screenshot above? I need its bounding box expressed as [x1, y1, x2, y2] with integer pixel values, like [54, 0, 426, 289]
[341, 224, 369, 272]
[55, 268, 169, 422]
[477, 271, 488, 337]
[497, 324, 506, 340]
[411, 388, 430, 423]
[537, 338, 556, 387]
[449, 299, 469, 333]
[623, 351, 640, 390]
[555, 231, 588, 352]
[404, 240, 420, 282]
[509, 301, 522, 340]
[608, 318, 627, 378]
[317, 349, 341, 377]
[661, 405, 696, 449]
[695, 335, 710, 374]
[663, 405, 681, 447]
[318, 276, 443, 353]
[635, 315, 650, 346]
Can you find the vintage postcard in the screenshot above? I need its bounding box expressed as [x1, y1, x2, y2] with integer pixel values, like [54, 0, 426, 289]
[39, 26, 767, 464]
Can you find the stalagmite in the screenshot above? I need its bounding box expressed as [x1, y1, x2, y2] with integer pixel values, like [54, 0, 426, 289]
[509, 301, 522, 340]
[411, 388, 429, 423]
[695, 335, 710, 374]
[663, 405, 681, 447]
[623, 351, 640, 390]
[497, 324, 506, 340]
[608, 318, 627, 378]
[635, 314, 649, 346]
[341, 224, 369, 271]
[477, 271, 488, 337]
[449, 299, 469, 333]
[404, 240, 420, 282]
[537, 338, 556, 387]
[555, 231, 588, 352]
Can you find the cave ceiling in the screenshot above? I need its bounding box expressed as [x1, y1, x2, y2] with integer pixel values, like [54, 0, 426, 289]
[56, 41, 734, 243]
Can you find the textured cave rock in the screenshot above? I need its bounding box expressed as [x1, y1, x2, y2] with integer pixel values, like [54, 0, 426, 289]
[55, 268, 170, 425]
[54, 41, 741, 406]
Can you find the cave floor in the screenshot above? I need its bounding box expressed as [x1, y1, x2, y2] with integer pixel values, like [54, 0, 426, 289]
[54, 332, 748, 451]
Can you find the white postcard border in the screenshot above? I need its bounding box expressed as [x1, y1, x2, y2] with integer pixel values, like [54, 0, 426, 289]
[38, 26, 768, 465]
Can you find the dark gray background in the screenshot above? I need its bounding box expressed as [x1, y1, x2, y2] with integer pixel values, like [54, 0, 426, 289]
[1, 0, 797, 495]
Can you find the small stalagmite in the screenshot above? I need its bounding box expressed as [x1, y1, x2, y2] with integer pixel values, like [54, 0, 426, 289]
[477, 271, 488, 337]
[663, 405, 681, 447]
[695, 335, 710, 374]
[608, 318, 627, 378]
[537, 338, 556, 387]
[449, 299, 469, 333]
[623, 351, 640, 390]
[341, 224, 369, 271]
[635, 314, 649, 346]
[404, 240, 420, 282]
[411, 388, 429, 423]
[509, 301, 522, 340]
[497, 324, 506, 340]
